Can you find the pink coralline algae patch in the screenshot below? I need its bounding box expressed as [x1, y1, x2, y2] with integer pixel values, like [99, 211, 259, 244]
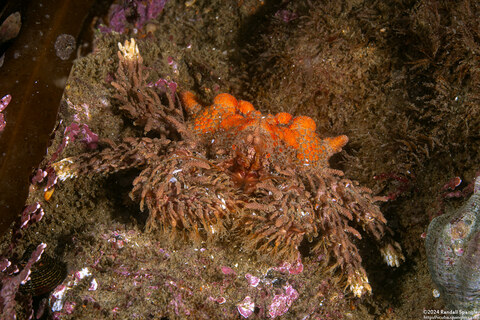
[245, 273, 260, 287]
[63, 123, 99, 150]
[20, 202, 44, 229]
[220, 266, 236, 276]
[50, 267, 93, 317]
[273, 255, 304, 275]
[268, 284, 299, 318]
[150, 78, 177, 102]
[0, 94, 11, 132]
[1, 243, 46, 320]
[208, 296, 226, 304]
[101, 0, 168, 33]
[237, 296, 255, 318]
[274, 9, 298, 23]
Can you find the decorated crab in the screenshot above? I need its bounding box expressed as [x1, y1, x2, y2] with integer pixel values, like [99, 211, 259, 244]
[53, 39, 403, 297]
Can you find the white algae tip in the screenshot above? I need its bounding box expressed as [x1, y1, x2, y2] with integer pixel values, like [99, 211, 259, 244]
[426, 178, 480, 313]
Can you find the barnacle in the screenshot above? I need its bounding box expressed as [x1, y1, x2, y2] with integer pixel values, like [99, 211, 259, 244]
[426, 178, 480, 311]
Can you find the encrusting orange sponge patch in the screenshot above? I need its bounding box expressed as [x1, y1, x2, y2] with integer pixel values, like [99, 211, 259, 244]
[181, 92, 348, 166]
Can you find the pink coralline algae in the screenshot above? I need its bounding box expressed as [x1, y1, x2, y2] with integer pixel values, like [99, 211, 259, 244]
[268, 284, 299, 318]
[220, 266, 236, 276]
[273, 254, 304, 275]
[63, 123, 99, 150]
[36, 122, 99, 184]
[29, 122, 99, 202]
[20, 202, 44, 229]
[101, 0, 168, 33]
[208, 296, 226, 304]
[50, 267, 94, 317]
[373, 172, 415, 201]
[150, 78, 177, 102]
[274, 10, 298, 23]
[245, 273, 260, 287]
[6, 203, 45, 254]
[237, 296, 255, 318]
[1, 243, 46, 320]
[0, 94, 11, 132]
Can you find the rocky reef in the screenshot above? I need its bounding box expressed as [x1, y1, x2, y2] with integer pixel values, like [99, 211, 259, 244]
[3, 0, 480, 319]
